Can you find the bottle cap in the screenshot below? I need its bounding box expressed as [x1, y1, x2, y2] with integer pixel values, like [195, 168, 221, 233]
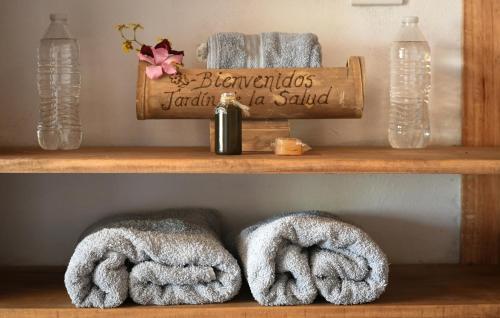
[50, 13, 68, 22]
[402, 16, 419, 24]
[220, 92, 236, 104]
[219, 92, 251, 116]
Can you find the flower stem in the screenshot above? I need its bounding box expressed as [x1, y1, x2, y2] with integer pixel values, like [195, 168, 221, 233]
[119, 29, 143, 49]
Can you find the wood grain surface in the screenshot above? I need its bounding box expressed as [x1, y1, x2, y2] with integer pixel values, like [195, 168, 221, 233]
[136, 57, 364, 119]
[461, 0, 500, 264]
[1, 147, 500, 174]
[1, 265, 500, 318]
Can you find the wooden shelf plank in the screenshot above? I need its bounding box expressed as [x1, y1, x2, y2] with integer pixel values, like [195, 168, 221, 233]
[1, 265, 500, 318]
[0, 147, 500, 174]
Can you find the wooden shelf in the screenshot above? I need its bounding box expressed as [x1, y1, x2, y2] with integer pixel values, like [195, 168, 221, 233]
[0, 265, 499, 318]
[0, 146, 499, 174]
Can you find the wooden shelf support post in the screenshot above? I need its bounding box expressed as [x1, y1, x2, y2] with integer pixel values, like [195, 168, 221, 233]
[461, 0, 500, 264]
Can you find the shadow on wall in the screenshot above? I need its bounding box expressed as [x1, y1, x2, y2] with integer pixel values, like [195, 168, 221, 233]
[220, 211, 456, 265]
[1, 205, 457, 266]
[341, 213, 457, 265]
[0, 173, 459, 265]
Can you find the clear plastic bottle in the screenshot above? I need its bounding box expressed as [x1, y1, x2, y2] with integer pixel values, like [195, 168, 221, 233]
[388, 16, 431, 149]
[37, 13, 82, 150]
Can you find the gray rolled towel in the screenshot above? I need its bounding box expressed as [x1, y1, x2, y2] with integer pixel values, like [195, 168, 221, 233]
[201, 32, 322, 68]
[64, 208, 241, 308]
[237, 211, 389, 306]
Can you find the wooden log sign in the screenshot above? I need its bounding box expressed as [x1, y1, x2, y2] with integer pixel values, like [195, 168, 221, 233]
[136, 56, 364, 120]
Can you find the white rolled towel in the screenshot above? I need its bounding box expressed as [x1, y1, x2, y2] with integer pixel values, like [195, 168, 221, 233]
[237, 211, 389, 306]
[64, 209, 241, 308]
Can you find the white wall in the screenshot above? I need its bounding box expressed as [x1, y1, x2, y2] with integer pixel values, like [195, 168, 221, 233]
[0, 174, 460, 265]
[0, 0, 462, 265]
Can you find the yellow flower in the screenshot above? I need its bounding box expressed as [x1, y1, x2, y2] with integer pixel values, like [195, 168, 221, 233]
[128, 23, 143, 31]
[121, 40, 134, 53]
[115, 24, 127, 31]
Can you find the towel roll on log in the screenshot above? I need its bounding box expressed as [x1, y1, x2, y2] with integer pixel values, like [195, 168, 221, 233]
[197, 32, 322, 69]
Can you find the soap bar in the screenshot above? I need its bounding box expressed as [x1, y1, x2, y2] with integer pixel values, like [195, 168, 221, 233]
[273, 138, 312, 156]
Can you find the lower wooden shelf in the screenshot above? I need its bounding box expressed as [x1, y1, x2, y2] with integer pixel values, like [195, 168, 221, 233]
[1, 265, 500, 317]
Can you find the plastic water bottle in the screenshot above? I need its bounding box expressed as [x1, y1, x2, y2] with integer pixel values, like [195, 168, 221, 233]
[37, 14, 82, 150]
[388, 16, 431, 149]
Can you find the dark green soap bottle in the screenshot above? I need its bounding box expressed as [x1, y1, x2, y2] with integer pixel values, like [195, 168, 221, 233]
[215, 92, 242, 155]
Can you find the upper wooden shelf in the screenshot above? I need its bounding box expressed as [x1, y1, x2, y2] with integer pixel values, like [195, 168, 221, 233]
[0, 146, 499, 174]
[1, 265, 500, 318]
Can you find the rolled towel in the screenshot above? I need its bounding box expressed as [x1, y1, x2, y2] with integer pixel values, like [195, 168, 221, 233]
[237, 211, 388, 306]
[199, 32, 322, 68]
[64, 208, 241, 308]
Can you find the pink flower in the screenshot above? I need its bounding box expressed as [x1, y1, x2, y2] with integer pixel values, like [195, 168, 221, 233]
[138, 42, 184, 79]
